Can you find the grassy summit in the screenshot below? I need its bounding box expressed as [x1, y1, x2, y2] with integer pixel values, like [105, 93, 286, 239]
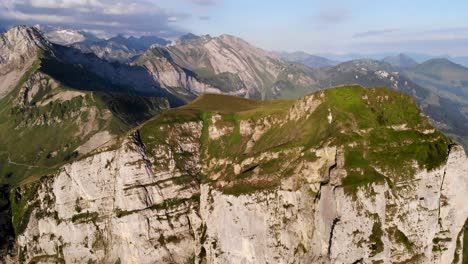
[139, 85, 451, 195]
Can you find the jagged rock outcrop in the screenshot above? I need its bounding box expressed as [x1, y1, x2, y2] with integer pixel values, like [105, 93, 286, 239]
[72, 35, 170, 63]
[0, 26, 53, 100]
[8, 86, 468, 263]
[314, 144, 467, 263]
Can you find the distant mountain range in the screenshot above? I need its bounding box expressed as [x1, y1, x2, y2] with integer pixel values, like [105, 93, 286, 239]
[272, 51, 339, 68]
[311, 58, 468, 149]
[72, 34, 170, 62]
[1, 25, 468, 263]
[34, 24, 101, 45]
[404, 58, 468, 103]
[16, 25, 468, 150]
[262, 49, 468, 150]
[315, 52, 468, 68]
[2, 25, 468, 150]
[135, 33, 321, 100]
[382, 53, 418, 68]
[34, 25, 170, 62]
[35, 24, 468, 68]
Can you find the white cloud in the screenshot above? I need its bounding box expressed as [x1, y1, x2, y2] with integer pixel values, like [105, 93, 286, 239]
[186, 0, 220, 6]
[353, 29, 399, 38]
[28, 0, 106, 10]
[0, 0, 187, 37]
[352, 28, 468, 44]
[349, 28, 468, 55]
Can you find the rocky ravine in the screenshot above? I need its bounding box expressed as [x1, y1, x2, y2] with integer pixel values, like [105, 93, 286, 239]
[5, 86, 468, 263]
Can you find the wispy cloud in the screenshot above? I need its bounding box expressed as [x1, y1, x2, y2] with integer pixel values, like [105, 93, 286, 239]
[350, 27, 468, 55]
[315, 7, 352, 25]
[426, 27, 468, 35]
[186, 0, 221, 6]
[0, 0, 188, 37]
[353, 28, 468, 44]
[353, 29, 399, 38]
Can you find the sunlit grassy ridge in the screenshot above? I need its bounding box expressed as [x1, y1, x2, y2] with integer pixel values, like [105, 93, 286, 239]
[139, 85, 451, 195]
[0, 58, 168, 187]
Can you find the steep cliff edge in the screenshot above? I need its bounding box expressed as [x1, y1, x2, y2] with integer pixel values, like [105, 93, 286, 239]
[6, 86, 468, 263]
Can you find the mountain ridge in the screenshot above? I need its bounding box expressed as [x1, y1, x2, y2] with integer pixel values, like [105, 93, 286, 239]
[2, 26, 467, 152]
[6, 85, 467, 263]
[382, 53, 418, 68]
[135, 33, 320, 100]
[72, 34, 170, 62]
[0, 26, 174, 186]
[0, 25, 467, 263]
[273, 51, 339, 68]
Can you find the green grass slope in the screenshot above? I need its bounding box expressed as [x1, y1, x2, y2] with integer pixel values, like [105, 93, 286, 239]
[0, 57, 168, 187]
[403, 59, 468, 151]
[404, 58, 468, 103]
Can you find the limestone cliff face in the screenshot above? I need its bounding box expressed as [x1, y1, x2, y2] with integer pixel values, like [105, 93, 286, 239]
[12, 125, 203, 264]
[10, 87, 468, 264]
[12, 133, 468, 264]
[198, 145, 468, 264]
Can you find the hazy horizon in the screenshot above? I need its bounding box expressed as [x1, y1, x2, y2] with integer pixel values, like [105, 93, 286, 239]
[1, 0, 467, 56]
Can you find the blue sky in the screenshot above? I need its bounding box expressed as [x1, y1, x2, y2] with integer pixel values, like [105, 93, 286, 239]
[1, 0, 468, 55]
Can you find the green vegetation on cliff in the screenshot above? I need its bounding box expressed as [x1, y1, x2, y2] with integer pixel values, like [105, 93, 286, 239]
[139, 85, 451, 196]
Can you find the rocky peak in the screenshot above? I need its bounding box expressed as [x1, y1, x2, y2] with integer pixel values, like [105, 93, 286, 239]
[177, 33, 201, 42]
[0, 25, 50, 52]
[216, 33, 278, 60]
[158, 32, 305, 99]
[0, 26, 51, 74]
[171, 33, 212, 47]
[383, 53, 418, 68]
[218, 33, 250, 46]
